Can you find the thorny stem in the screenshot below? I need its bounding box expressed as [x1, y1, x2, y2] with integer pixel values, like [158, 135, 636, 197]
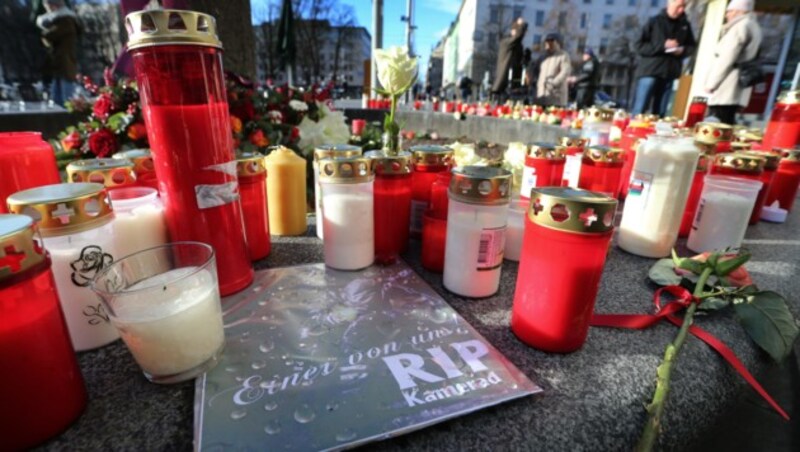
[636, 266, 714, 452]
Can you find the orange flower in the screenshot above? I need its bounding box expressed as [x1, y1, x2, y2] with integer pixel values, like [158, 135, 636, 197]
[127, 122, 147, 141]
[230, 116, 243, 134]
[61, 131, 82, 152]
[249, 129, 269, 148]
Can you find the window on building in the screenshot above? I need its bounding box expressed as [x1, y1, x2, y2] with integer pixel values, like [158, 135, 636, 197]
[558, 11, 567, 27]
[580, 13, 588, 29]
[602, 14, 612, 29]
[583, 0, 591, 3]
[577, 37, 587, 53]
[606, 0, 614, 4]
[533, 34, 542, 45]
[535, 10, 544, 26]
[629, 0, 636, 5]
[490, 6, 499, 23]
[650, 0, 659, 6]
[514, 6, 524, 18]
[600, 38, 609, 55]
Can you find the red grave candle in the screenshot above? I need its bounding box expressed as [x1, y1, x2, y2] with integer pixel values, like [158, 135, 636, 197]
[511, 188, 617, 352]
[765, 148, 800, 212]
[409, 145, 453, 238]
[762, 90, 800, 150]
[128, 9, 253, 295]
[421, 209, 447, 273]
[710, 153, 768, 224]
[520, 143, 566, 199]
[744, 150, 781, 218]
[237, 152, 271, 261]
[694, 121, 734, 153]
[578, 146, 624, 198]
[351, 119, 366, 136]
[430, 171, 452, 214]
[617, 122, 655, 199]
[368, 151, 413, 265]
[685, 96, 708, 128]
[679, 144, 714, 237]
[113, 149, 159, 191]
[0, 215, 87, 450]
[0, 132, 60, 213]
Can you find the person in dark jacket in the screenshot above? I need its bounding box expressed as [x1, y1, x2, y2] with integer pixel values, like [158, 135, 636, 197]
[491, 18, 528, 102]
[570, 48, 601, 108]
[37, 0, 81, 105]
[631, 0, 695, 116]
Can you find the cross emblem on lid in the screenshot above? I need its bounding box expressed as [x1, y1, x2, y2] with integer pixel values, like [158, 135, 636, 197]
[532, 198, 544, 215]
[52, 203, 75, 225]
[0, 245, 26, 272]
[579, 208, 598, 227]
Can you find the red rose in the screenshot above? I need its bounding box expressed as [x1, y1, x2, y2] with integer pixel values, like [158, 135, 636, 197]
[127, 122, 147, 141]
[61, 131, 82, 152]
[88, 128, 118, 158]
[249, 130, 269, 148]
[290, 126, 300, 141]
[93, 93, 115, 120]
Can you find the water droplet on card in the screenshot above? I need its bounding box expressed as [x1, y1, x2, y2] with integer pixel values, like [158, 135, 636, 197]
[294, 404, 316, 423]
[230, 409, 247, 420]
[264, 419, 281, 434]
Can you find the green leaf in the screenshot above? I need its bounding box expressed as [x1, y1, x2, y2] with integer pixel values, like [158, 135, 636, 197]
[733, 291, 799, 362]
[671, 249, 704, 275]
[648, 259, 682, 286]
[715, 250, 751, 277]
[698, 296, 730, 311]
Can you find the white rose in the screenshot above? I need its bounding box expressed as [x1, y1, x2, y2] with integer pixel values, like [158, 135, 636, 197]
[374, 46, 418, 96]
[503, 142, 527, 196]
[289, 99, 309, 112]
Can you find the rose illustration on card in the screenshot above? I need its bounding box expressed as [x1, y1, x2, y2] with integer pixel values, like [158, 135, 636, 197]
[70, 245, 114, 287]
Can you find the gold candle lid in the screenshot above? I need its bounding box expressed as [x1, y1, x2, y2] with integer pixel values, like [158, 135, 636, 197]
[635, 113, 661, 123]
[584, 146, 624, 164]
[714, 153, 766, 173]
[775, 148, 800, 162]
[125, 9, 222, 50]
[694, 122, 734, 144]
[730, 142, 752, 152]
[7, 183, 114, 237]
[691, 96, 708, 104]
[0, 214, 46, 281]
[743, 150, 782, 171]
[559, 136, 588, 148]
[67, 158, 137, 187]
[313, 144, 363, 161]
[777, 90, 800, 105]
[584, 106, 614, 123]
[236, 151, 266, 177]
[527, 142, 565, 160]
[449, 166, 511, 206]
[365, 150, 412, 175]
[113, 149, 154, 174]
[318, 156, 374, 183]
[694, 142, 715, 171]
[527, 187, 617, 234]
[410, 145, 454, 166]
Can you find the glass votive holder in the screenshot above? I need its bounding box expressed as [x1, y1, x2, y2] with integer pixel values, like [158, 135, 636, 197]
[90, 242, 225, 384]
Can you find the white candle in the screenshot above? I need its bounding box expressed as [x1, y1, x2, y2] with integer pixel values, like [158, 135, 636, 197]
[45, 224, 120, 351]
[618, 136, 699, 257]
[313, 161, 323, 239]
[111, 267, 224, 377]
[504, 200, 527, 262]
[322, 184, 374, 270]
[110, 188, 168, 260]
[562, 154, 582, 188]
[687, 191, 754, 253]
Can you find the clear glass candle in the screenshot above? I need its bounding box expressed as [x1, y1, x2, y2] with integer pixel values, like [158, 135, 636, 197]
[765, 148, 800, 212]
[710, 153, 767, 224]
[319, 157, 375, 270]
[108, 186, 168, 260]
[762, 90, 800, 150]
[578, 146, 624, 198]
[521, 143, 565, 199]
[410, 145, 453, 238]
[618, 135, 699, 257]
[503, 199, 527, 262]
[127, 9, 253, 296]
[0, 214, 87, 449]
[313, 144, 362, 239]
[67, 158, 137, 189]
[367, 151, 412, 265]
[687, 175, 762, 253]
[7, 183, 120, 351]
[237, 151, 270, 261]
[511, 187, 617, 353]
[443, 166, 511, 298]
[0, 132, 61, 213]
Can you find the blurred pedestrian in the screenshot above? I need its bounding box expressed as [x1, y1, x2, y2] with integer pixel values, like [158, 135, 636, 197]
[569, 48, 602, 109]
[537, 33, 572, 107]
[525, 44, 543, 103]
[458, 75, 473, 102]
[491, 17, 527, 102]
[36, 0, 81, 105]
[703, 0, 762, 125]
[631, 0, 696, 116]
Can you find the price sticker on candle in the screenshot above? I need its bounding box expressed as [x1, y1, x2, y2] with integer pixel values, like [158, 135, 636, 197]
[562, 155, 582, 188]
[520, 166, 537, 199]
[477, 227, 506, 271]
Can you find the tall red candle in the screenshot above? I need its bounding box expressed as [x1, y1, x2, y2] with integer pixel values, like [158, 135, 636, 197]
[710, 153, 768, 224]
[744, 150, 781, 220]
[0, 215, 87, 450]
[237, 152, 270, 261]
[368, 151, 413, 265]
[511, 188, 617, 353]
[618, 122, 655, 199]
[520, 143, 565, 199]
[685, 96, 708, 128]
[421, 209, 447, 273]
[0, 132, 60, 213]
[127, 9, 252, 295]
[410, 145, 453, 238]
[762, 90, 800, 150]
[766, 148, 800, 212]
[429, 171, 452, 214]
[578, 146, 624, 198]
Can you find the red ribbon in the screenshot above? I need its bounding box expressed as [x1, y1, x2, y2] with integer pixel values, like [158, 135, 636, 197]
[591, 285, 789, 421]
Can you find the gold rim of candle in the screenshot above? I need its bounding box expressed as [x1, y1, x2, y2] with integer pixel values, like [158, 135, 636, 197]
[125, 9, 222, 50]
[774, 148, 800, 162]
[714, 153, 766, 173]
[365, 150, 412, 175]
[527, 142, 566, 160]
[694, 122, 734, 144]
[742, 150, 781, 170]
[410, 145, 454, 166]
[236, 151, 266, 177]
[527, 187, 617, 234]
[0, 214, 46, 280]
[691, 96, 708, 104]
[67, 158, 137, 187]
[777, 90, 800, 105]
[318, 156, 374, 183]
[113, 149, 154, 174]
[313, 144, 363, 161]
[559, 136, 588, 148]
[584, 106, 614, 123]
[584, 146, 624, 164]
[448, 166, 511, 206]
[7, 183, 114, 237]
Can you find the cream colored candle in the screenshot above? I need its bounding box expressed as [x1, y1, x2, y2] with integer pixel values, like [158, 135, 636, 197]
[264, 146, 307, 235]
[109, 187, 168, 260]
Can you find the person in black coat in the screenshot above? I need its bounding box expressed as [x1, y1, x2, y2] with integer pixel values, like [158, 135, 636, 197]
[570, 48, 601, 108]
[491, 18, 527, 102]
[631, 0, 696, 116]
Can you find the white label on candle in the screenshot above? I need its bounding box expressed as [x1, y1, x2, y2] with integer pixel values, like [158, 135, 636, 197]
[410, 200, 427, 234]
[195, 182, 240, 209]
[520, 166, 537, 199]
[477, 227, 506, 271]
[562, 155, 582, 188]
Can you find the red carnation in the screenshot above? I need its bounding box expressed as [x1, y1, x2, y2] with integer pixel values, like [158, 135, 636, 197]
[61, 131, 82, 152]
[88, 128, 119, 158]
[93, 93, 115, 120]
[290, 126, 300, 142]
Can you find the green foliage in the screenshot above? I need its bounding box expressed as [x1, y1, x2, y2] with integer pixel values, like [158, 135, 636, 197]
[733, 291, 799, 362]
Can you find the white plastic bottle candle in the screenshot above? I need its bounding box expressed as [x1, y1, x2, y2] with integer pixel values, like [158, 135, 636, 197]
[109, 187, 168, 260]
[8, 183, 120, 351]
[687, 175, 763, 252]
[618, 135, 699, 257]
[443, 166, 512, 297]
[313, 145, 362, 239]
[319, 157, 375, 270]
